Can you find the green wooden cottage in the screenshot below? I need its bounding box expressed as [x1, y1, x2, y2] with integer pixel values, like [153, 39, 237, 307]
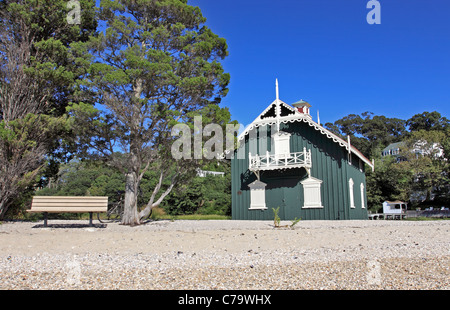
[231, 81, 374, 220]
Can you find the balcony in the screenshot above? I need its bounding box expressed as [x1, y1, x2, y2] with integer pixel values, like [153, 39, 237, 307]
[249, 148, 312, 172]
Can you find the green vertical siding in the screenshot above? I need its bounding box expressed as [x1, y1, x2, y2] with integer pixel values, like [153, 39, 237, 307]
[231, 121, 368, 220]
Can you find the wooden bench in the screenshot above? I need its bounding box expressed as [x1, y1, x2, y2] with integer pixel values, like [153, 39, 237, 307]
[27, 196, 108, 227]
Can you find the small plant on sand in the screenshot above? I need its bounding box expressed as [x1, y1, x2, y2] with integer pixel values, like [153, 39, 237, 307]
[272, 207, 281, 228]
[272, 207, 301, 229]
[290, 217, 301, 229]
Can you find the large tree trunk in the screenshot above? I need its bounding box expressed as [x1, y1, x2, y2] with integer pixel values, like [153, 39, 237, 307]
[122, 172, 140, 226]
[121, 78, 144, 226]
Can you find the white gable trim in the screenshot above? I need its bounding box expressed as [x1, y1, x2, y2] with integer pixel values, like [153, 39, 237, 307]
[246, 99, 297, 125]
[238, 101, 374, 170]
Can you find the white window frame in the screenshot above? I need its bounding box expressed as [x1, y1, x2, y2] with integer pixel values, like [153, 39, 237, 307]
[349, 178, 355, 209]
[248, 180, 267, 210]
[272, 131, 291, 160]
[301, 177, 324, 209]
[360, 183, 366, 209]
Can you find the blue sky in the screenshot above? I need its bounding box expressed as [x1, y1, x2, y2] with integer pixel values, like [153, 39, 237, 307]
[188, 0, 450, 127]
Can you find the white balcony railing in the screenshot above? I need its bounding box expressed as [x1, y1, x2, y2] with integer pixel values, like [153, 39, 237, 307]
[249, 148, 312, 171]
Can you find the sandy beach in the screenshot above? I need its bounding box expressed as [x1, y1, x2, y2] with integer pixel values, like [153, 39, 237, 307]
[0, 219, 449, 290]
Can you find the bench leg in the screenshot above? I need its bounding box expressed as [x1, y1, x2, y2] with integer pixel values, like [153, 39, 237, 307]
[89, 212, 93, 227]
[43, 212, 48, 227]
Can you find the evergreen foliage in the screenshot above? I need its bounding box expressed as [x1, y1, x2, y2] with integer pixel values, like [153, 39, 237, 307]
[68, 0, 231, 225]
[327, 111, 450, 211]
[0, 0, 97, 218]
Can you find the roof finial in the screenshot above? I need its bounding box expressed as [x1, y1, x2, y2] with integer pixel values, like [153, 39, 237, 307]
[275, 78, 279, 101]
[275, 79, 280, 132]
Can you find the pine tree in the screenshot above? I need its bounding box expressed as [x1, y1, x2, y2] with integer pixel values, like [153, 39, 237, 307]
[0, 0, 97, 218]
[70, 0, 230, 225]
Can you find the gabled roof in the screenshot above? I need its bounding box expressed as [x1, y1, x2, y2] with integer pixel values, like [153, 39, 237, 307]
[382, 142, 405, 152]
[238, 98, 374, 170]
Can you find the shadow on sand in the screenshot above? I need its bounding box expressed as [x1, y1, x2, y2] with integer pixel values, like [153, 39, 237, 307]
[32, 223, 107, 229]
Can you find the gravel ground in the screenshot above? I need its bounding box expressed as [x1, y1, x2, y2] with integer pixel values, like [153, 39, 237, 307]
[0, 219, 449, 290]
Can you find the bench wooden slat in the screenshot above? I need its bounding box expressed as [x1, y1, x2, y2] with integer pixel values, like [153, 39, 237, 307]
[31, 202, 108, 207]
[32, 196, 108, 202]
[32, 199, 108, 204]
[28, 207, 107, 213]
[32, 196, 108, 199]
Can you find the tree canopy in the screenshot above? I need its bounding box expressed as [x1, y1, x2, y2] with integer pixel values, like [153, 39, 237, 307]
[69, 0, 231, 225]
[325, 111, 450, 159]
[324, 111, 407, 158]
[0, 0, 97, 218]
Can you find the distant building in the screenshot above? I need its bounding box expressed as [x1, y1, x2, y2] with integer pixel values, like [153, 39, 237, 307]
[382, 141, 444, 162]
[381, 142, 403, 157]
[381, 142, 405, 162]
[411, 140, 445, 159]
[382, 200, 407, 214]
[196, 169, 225, 178]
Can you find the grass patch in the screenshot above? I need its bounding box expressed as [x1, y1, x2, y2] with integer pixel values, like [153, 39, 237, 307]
[405, 216, 450, 221]
[149, 207, 230, 221]
[171, 214, 230, 220]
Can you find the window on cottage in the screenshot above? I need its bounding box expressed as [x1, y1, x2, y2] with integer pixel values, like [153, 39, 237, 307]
[301, 177, 323, 209]
[360, 183, 365, 209]
[248, 180, 267, 210]
[349, 178, 355, 208]
[272, 131, 291, 159]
